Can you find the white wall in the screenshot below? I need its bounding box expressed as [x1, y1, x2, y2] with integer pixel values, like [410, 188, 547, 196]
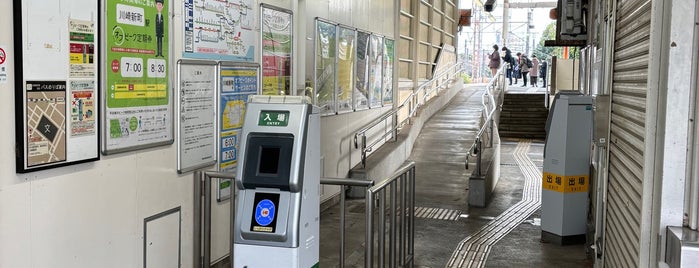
[0, 0, 396, 267]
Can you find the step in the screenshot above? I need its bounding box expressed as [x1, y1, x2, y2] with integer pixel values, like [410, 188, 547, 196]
[500, 111, 549, 118]
[499, 130, 547, 139]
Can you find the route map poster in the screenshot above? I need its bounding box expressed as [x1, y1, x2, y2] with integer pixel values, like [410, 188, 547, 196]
[26, 82, 68, 166]
[14, 0, 100, 172]
[218, 64, 258, 173]
[104, 0, 173, 154]
[183, 0, 255, 61]
[261, 5, 292, 96]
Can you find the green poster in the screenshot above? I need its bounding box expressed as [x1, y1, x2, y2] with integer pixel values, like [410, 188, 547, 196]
[106, 0, 169, 108]
[104, 0, 173, 153]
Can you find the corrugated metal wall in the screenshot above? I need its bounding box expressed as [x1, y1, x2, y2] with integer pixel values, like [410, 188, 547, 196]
[605, 0, 652, 266]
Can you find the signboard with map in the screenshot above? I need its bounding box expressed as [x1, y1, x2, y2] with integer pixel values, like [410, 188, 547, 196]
[13, 0, 100, 172]
[183, 0, 255, 62]
[103, 0, 174, 154]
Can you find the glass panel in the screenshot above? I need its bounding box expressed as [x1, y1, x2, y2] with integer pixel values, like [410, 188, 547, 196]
[261, 7, 293, 95]
[368, 35, 384, 108]
[315, 20, 337, 115]
[355, 31, 370, 110]
[336, 27, 355, 113]
[383, 39, 394, 105]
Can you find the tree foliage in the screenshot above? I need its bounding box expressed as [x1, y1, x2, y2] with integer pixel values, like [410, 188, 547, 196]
[533, 22, 579, 60]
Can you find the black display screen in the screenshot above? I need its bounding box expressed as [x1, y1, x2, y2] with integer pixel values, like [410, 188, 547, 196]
[242, 133, 294, 190]
[258, 146, 281, 175]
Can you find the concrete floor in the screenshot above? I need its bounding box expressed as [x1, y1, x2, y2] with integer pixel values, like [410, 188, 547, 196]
[319, 85, 592, 267]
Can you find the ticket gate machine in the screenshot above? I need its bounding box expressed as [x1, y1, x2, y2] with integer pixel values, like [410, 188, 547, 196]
[541, 92, 593, 245]
[234, 95, 319, 268]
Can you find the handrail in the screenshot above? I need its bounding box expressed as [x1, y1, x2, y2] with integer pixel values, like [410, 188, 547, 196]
[464, 63, 508, 176]
[365, 161, 416, 267]
[353, 61, 465, 167]
[193, 171, 237, 268]
[320, 177, 375, 268]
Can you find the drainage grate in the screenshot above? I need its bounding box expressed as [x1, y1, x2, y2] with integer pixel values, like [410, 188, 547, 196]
[414, 207, 462, 221]
[446, 139, 542, 268]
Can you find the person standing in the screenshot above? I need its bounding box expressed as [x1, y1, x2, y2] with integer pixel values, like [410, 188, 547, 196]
[488, 45, 501, 77]
[155, 0, 165, 57]
[517, 52, 530, 86]
[540, 59, 548, 88]
[530, 55, 540, 87]
[501, 46, 514, 85]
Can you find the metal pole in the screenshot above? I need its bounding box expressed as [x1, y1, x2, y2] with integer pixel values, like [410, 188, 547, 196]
[476, 138, 483, 177]
[379, 191, 386, 268]
[503, 0, 509, 46]
[203, 176, 212, 268]
[193, 171, 203, 268]
[366, 190, 374, 268]
[410, 166, 415, 267]
[340, 185, 346, 268]
[400, 175, 406, 266]
[234, 179, 237, 268]
[390, 183, 397, 268]
[489, 119, 494, 148]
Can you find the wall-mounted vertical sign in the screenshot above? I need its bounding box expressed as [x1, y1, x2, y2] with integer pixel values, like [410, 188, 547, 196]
[354, 31, 370, 111]
[383, 38, 394, 105]
[336, 26, 355, 113]
[0, 46, 7, 84]
[314, 19, 337, 115]
[368, 34, 383, 108]
[183, 0, 255, 61]
[260, 4, 292, 96]
[103, 0, 173, 154]
[13, 0, 100, 172]
[176, 60, 217, 173]
[217, 62, 258, 201]
[218, 64, 258, 172]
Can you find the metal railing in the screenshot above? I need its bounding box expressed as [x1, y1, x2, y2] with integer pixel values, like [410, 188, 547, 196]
[320, 177, 375, 268]
[354, 62, 465, 167]
[193, 171, 236, 268]
[193, 163, 415, 268]
[464, 64, 507, 176]
[366, 162, 416, 268]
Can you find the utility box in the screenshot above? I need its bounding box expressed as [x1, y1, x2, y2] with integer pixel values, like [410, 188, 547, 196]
[541, 92, 593, 245]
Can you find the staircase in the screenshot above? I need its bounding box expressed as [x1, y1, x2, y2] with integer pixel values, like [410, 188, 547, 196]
[498, 93, 549, 140]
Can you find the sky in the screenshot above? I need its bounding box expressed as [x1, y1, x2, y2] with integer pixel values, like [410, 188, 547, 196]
[457, 0, 557, 55]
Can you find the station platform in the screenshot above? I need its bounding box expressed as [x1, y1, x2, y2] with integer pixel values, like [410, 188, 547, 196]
[318, 84, 592, 267]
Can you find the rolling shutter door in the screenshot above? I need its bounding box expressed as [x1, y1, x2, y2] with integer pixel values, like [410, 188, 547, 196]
[605, 0, 652, 267]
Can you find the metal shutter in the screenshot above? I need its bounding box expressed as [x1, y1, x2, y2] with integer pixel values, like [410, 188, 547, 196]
[605, 0, 652, 267]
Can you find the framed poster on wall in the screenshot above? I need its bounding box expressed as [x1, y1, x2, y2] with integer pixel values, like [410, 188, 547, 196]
[260, 4, 293, 96]
[217, 62, 259, 201]
[336, 26, 355, 114]
[183, 0, 255, 61]
[368, 34, 383, 108]
[354, 31, 370, 111]
[13, 0, 100, 173]
[176, 60, 217, 174]
[383, 38, 394, 105]
[314, 19, 337, 115]
[102, 0, 174, 154]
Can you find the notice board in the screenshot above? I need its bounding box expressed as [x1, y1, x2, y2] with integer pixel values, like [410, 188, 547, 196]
[13, 0, 100, 173]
